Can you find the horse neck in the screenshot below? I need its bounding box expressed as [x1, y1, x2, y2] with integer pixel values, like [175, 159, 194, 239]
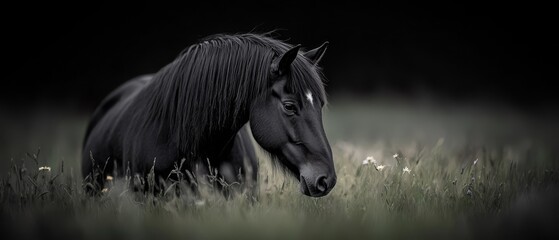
[136, 54, 266, 160]
[156, 92, 252, 159]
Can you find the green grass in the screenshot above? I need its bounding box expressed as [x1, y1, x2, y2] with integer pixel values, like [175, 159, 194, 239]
[1, 100, 558, 240]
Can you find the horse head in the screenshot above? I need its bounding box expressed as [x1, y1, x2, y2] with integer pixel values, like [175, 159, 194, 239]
[250, 42, 336, 197]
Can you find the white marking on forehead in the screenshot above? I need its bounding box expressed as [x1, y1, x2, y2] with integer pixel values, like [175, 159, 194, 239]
[305, 90, 314, 106]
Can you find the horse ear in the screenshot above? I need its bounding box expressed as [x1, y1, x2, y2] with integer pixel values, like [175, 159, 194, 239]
[304, 41, 329, 65]
[271, 44, 301, 76]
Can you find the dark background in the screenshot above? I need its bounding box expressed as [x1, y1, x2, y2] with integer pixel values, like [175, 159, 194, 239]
[1, 1, 557, 113]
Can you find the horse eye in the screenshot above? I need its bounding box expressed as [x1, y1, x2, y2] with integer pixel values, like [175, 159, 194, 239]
[283, 102, 296, 114]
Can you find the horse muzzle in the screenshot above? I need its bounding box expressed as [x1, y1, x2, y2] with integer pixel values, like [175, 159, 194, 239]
[299, 165, 337, 197]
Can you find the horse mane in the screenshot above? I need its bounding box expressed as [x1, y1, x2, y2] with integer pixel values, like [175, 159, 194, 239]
[136, 33, 327, 157]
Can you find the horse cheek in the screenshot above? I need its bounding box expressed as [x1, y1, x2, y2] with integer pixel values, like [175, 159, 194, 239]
[250, 110, 282, 151]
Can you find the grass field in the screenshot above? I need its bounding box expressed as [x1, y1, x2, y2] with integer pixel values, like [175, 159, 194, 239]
[1, 98, 558, 240]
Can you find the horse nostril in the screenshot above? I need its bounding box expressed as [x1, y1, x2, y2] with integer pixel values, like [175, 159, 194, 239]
[316, 176, 328, 192]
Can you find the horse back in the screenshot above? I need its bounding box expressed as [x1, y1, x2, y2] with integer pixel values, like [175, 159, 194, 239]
[83, 75, 152, 146]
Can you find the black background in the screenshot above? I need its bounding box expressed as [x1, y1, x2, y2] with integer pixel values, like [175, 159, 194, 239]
[2, 1, 557, 112]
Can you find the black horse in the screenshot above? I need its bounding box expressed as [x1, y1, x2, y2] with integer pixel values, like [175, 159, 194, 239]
[82, 33, 336, 197]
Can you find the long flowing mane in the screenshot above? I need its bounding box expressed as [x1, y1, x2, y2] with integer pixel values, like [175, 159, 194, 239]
[135, 33, 326, 157]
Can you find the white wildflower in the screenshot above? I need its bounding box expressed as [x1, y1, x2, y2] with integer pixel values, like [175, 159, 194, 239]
[106, 175, 114, 181]
[362, 156, 376, 165]
[403, 166, 411, 174]
[38, 166, 51, 172]
[375, 165, 386, 171]
[195, 200, 206, 207]
[101, 188, 109, 193]
[393, 153, 399, 159]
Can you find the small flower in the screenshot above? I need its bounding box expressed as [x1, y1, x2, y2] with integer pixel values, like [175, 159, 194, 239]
[375, 165, 386, 171]
[403, 167, 411, 174]
[466, 189, 472, 197]
[38, 166, 51, 172]
[362, 156, 376, 165]
[473, 158, 478, 166]
[106, 175, 114, 181]
[101, 188, 109, 193]
[393, 153, 399, 159]
[195, 200, 205, 207]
